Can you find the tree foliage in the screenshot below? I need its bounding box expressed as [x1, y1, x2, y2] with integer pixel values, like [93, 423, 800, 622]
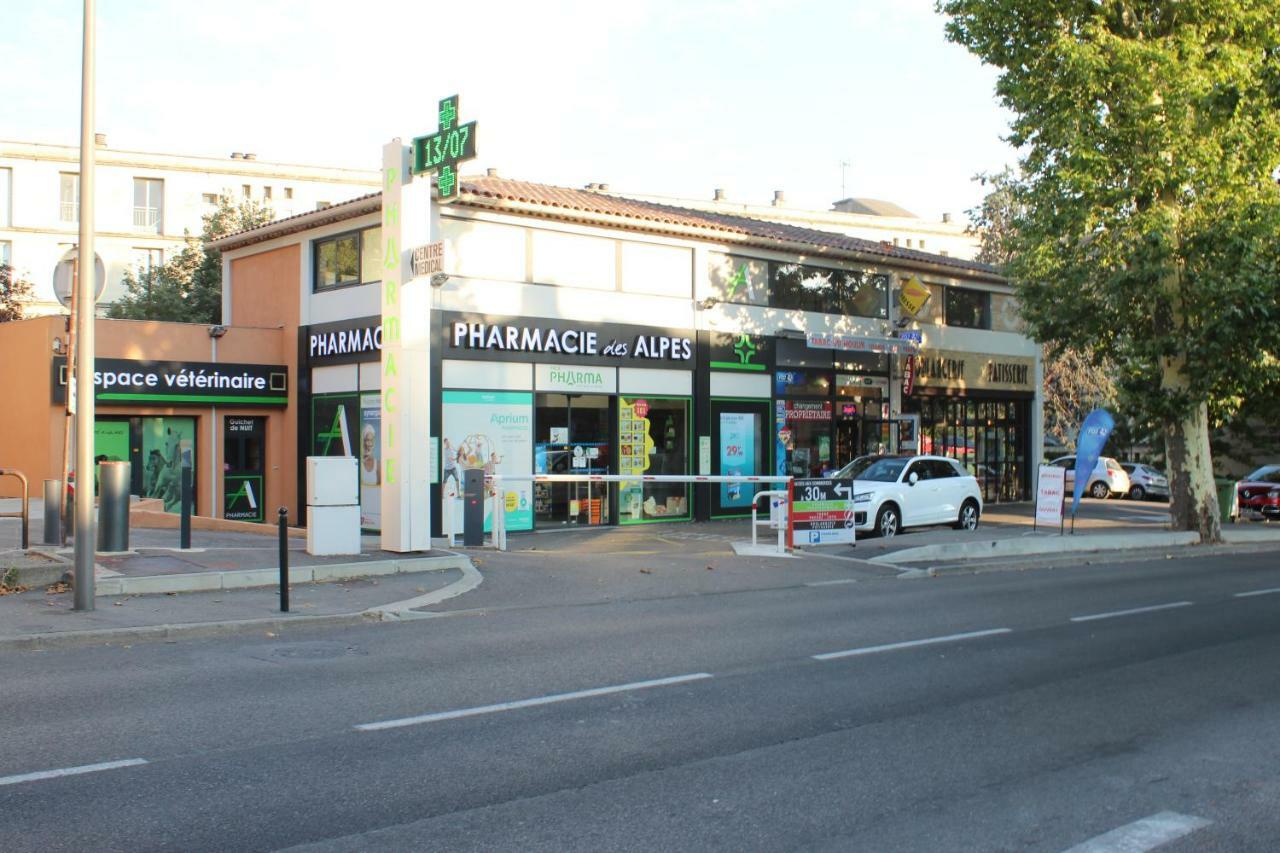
[0, 264, 34, 322]
[940, 0, 1280, 536]
[108, 196, 272, 324]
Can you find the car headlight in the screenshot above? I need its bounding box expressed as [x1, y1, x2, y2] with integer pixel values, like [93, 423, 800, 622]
[853, 492, 873, 503]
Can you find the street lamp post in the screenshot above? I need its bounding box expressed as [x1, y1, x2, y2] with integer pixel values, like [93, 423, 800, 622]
[73, 0, 97, 610]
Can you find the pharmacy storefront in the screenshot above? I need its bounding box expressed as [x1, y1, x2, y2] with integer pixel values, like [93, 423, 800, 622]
[437, 313, 697, 533]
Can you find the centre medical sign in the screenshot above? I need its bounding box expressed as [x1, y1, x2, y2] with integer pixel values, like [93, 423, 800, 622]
[53, 357, 288, 406]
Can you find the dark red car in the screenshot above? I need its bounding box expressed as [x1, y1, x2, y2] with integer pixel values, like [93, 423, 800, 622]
[1236, 465, 1280, 520]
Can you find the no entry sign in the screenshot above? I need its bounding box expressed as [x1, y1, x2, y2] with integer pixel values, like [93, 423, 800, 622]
[792, 478, 855, 545]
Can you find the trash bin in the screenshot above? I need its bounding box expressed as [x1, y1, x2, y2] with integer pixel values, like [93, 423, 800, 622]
[1214, 477, 1238, 524]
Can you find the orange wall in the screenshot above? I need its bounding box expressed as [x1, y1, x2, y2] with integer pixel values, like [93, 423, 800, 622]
[0, 316, 65, 500]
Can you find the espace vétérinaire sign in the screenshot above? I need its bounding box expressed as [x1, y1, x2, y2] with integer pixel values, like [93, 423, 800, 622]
[53, 358, 288, 406]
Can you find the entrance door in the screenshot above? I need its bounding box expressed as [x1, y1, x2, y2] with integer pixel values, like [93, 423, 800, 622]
[224, 416, 265, 522]
[711, 399, 770, 516]
[535, 393, 612, 526]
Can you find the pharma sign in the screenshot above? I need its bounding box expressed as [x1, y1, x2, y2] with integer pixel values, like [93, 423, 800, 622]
[53, 358, 287, 406]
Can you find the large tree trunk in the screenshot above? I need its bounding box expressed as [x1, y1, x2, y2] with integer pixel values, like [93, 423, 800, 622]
[1164, 398, 1222, 542]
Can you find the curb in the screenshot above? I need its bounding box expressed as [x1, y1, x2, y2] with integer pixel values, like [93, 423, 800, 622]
[0, 555, 483, 652]
[93, 553, 471, 597]
[873, 531, 1202, 567]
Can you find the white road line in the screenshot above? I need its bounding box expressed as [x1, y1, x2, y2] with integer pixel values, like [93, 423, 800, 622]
[812, 628, 1012, 661]
[355, 673, 714, 732]
[0, 758, 148, 788]
[1061, 810, 1211, 852]
[805, 578, 860, 587]
[1070, 601, 1193, 623]
[1235, 587, 1280, 598]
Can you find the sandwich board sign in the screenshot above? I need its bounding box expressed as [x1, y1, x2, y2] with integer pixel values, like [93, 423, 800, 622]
[792, 477, 855, 545]
[1034, 464, 1066, 530]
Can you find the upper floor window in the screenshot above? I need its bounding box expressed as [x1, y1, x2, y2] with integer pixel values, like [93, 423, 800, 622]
[770, 262, 889, 319]
[201, 193, 220, 206]
[0, 240, 11, 267]
[132, 247, 164, 275]
[284, 187, 294, 200]
[133, 178, 163, 234]
[60, 173, 79, 223]
[314, 226, 381, 291]
[263, 186, 272, 200]
[943, 287, 991, 329]
[0, 167, 10, 228]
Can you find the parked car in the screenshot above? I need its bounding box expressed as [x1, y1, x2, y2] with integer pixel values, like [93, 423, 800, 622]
[1119, 462, 1169, 501]
[1236, 465, 1280, 521]
[1048, 455, 1131, 499]
[830, 454, 983, 538]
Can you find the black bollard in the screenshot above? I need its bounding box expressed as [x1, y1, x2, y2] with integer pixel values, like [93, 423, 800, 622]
[179, 466, 193, 550]
[278, 507, 289, 613]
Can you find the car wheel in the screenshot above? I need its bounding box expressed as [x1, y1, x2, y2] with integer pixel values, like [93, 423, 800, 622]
[1130, 485, 1146, 501]
[876, 505, 900, 539]
[1090, 481, 1110, 499]
[954, 500, 980, 531]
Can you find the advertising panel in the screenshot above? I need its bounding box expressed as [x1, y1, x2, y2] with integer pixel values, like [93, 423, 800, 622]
[792, 477, 856, 545]
[442, 390, 534, 533]
[141, 416, 195, 513]
[359, 394, 382, 530]
[719, 412, 758, 508]
[1035, 465, 1066, 528]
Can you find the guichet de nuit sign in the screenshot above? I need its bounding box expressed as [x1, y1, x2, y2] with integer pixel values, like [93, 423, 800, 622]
[52, 358, 288, 406]
[443, 313, 695, 367]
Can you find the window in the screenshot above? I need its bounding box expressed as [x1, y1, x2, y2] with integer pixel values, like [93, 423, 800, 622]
[284, 187, 294, 200]
[60, 173, 80, 223]
[132, 247, 163, 274]
[263, 186, 272, 200]
[202, 193, 219, 205]
[769, 262, 888, 318]
[314, 227, 381, 291]
[316, 201, 331, 210]
[0, 241, 10, 267]
[133, 178, 163, 233]
[242, 184, 251, 197]
[944, 287, 991, 329]
[0, 167, 10, 227]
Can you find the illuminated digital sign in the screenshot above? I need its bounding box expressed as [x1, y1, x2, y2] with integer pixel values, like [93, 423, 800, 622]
[410, 95, 478, 201]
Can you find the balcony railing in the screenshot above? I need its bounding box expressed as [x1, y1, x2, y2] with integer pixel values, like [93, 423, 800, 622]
[60, 202, 79, 223]
[133, 206, 162, 233]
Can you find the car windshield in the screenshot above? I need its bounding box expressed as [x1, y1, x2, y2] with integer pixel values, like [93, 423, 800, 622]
[832, 456, 877, 480]
[1247, 466, 1280, 483]
[855, 458, 909, 482]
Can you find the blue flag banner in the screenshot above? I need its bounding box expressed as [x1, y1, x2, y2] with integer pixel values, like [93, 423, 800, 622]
[1071, 409, 1115, 516]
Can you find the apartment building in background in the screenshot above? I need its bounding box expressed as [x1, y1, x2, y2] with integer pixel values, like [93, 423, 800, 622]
[0, 135, 378, 315]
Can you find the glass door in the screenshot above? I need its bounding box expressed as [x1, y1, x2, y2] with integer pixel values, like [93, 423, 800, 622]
[223, 416, 265, 522]
[710, 399, 769, 517]
[535, 393, 612, 526]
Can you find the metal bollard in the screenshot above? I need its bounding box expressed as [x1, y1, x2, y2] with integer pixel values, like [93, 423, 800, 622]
[277, 507, 289, 612]
[96, 462, 130, 552]
[43, 479, 62, 545]
[179, 466, 192, 550]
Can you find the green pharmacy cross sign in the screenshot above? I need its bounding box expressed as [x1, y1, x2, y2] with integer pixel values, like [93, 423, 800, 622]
[411, 95, 478, 201]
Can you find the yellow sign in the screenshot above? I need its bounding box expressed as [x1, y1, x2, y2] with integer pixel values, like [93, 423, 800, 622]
[504, 491, 518, 512]
[898, 276, 932, 319]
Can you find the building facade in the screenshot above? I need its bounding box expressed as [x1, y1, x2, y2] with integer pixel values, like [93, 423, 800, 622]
[210, 174, 1040, 531]
[0, 137, 377, 315]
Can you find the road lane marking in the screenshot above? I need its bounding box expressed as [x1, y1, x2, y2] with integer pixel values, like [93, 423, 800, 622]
[355, 673, 714, 731]
[0, 758, 148, 788]
[1235, 587, 1280, 598]
[805, 579, 860, 587]
[1070, 601, 1192, 622]
[812, 628, 1012, 661]
[1061, 810, 1211, 852]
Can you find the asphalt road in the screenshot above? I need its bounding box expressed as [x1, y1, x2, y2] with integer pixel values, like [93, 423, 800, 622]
[2, 549, 1279, 852]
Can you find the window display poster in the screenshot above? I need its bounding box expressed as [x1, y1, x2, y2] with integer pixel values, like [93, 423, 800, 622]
[359, 394, 382, 529]
[618, 398, 654, 520]
[141, 416, 195, 513]
[719, 412, 758, 508]
[442, 390, 534, 533]
[93, 420, 131, 494]
[775, 399, 790, 477]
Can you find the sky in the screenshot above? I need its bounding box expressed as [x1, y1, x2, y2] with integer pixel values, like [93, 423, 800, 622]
[1, 0, 1018, 222]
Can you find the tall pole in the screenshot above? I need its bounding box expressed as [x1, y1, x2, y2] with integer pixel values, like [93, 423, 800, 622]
[73, 0, 96, 610]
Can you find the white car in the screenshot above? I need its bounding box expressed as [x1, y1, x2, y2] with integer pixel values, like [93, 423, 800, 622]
[831, 455, 984, 538]
[1048, 455, 1131, 499]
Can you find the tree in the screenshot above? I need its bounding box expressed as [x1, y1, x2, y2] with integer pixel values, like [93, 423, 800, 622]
[108, 196, 272, 324]
[940, 0, 1280, 539]
[969, 168, 1119, 455]
[0, 264, 34, 322]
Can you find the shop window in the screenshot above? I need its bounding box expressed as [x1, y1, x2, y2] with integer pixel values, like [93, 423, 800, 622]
[535, 393, 611, 526]
[944, 287, 991, 329]
[711, 399, 770, 516]
[775, 369, 832, 397]
[139, 416, 196, 513]
[770, 262, 888, 318]
[619, 396, 689, 523]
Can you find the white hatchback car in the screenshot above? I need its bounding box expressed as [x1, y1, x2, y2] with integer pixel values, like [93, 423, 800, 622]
[1048, 455, 1131, 499]
[831, 455, 984, 538]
